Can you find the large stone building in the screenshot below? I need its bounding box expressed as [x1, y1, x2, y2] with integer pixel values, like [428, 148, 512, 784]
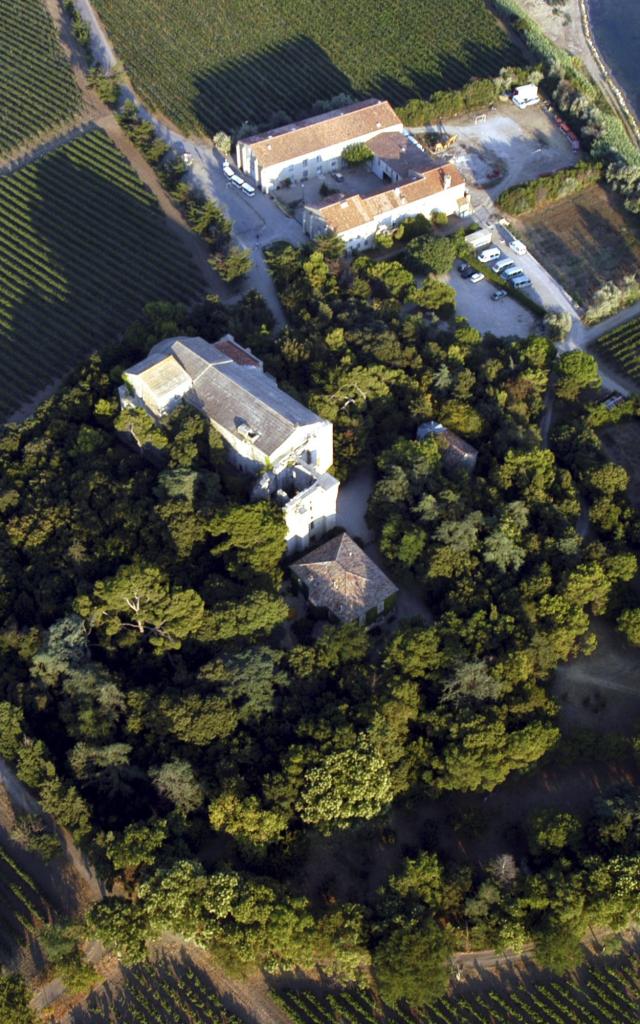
[236, 98, 402, 193]
[120, 335, 339, 554]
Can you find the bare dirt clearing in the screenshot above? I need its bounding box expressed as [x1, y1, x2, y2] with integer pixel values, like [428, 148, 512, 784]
[443, 103, 579, 195]
[515, 185, 640, 308]
[0, 758, 101, 981]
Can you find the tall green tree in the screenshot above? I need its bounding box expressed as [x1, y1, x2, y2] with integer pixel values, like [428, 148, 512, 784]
[76, 563, 204, 650]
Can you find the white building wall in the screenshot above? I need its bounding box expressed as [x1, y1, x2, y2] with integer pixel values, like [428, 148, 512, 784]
[237, 122, 400, 193]
[270, 419, 333, 474]
[315, 180, 468, 252]
[284, 474, 340, 555]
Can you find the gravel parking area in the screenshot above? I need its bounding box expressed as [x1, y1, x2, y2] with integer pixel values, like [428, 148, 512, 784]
[443, 102, 580, 197]
[447, 267, 537, 338]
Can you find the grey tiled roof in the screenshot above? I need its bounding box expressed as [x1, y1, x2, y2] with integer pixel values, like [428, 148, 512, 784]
[141, 336, 326, 457]
[292, 532, 397, 622]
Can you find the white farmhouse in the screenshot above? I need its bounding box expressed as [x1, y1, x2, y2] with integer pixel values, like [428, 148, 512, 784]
[120, 335, 339, 554]
[236, 98, 401, 193]
[303, 162, 469, 253]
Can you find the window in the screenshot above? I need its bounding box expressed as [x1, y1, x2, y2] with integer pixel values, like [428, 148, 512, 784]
[316, 155, 321, 162]
[303, 158, 308, 166]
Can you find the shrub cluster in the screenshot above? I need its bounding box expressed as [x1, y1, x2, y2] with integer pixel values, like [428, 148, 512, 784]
[117, 102, 251, 284]
[497, 161, 602, 215]
[398, 77, 499, 126]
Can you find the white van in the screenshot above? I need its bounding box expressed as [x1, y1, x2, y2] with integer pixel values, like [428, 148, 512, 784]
[230, 174, 244, 189]
[493, 257, 514, 273]
[502, 266, 523, 279]
[511, 276, 531, 289]
[477, 246, 501, 263]
[241, 181, 255, 197]
[222, 162, 234, 179]
[509, 238, 527, 256]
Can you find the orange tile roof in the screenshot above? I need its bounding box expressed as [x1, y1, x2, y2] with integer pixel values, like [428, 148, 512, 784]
[241, 99, 401, 168]
[312, 163, 465, 233]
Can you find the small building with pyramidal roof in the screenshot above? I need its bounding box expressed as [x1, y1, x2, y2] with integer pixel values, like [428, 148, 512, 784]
[291, 532, 398, 625]
[417, 421, 478, 472]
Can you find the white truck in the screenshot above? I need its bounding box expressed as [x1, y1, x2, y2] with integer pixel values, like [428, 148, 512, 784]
[513, 83, 540, 109]
[465, 228, 492, 250]
[501, 225, 527, 256]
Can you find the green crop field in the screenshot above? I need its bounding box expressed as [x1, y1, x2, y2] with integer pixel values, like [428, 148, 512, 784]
[0, 128, 205, 421]
[0, 843, 52, 963]
[91, 0, 521, 134]
[71, 957, 245, 1024]
[274, 961, 640, 1024]
[596, 315, 640, 385]
[0, 0, 82, 157]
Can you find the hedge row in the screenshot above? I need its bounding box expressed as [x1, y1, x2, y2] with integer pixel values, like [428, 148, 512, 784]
[497, 161, 602, 214]
[397, 77, 499, 126]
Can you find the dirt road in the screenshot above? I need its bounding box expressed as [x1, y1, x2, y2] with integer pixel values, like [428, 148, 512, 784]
[32, 0, 220, 297]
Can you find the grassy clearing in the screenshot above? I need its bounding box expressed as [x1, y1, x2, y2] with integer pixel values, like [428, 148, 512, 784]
[515, 185, 640, 309]
[91, 0, 521, 133]
[0, 0, 82, 157]
[0, 128, 205, 420]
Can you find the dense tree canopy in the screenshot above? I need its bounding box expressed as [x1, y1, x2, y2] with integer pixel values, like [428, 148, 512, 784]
[1, 247, 639, 995]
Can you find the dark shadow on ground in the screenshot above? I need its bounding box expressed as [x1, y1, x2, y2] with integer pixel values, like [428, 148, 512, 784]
[0, 129, 205, 420]
[191, 35, 522, 135]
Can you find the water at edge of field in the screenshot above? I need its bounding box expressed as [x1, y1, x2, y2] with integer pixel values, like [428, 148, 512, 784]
[588, 0, 640, 120]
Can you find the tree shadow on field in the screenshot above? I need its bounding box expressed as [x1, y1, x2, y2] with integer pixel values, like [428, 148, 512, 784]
[192, 36, 357, 136]
[191, 34, 523, 137]
[3, 131, 204, 424]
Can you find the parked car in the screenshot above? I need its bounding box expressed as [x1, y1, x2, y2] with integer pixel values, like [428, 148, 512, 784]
[492, 289, 507, 301]
[477, 246, 501, 263]
[182, 153, 193, 168]
[241, 181, 256, 197]
[493, 257, 514, 273]
[470, 272, 485, 283]
[230, 174, 244, 188]
[509, 238, 527, 255]
[511, 276, 532, 289]
[222, 162, 235, 179]
[501, 265, 523, 279]
[331, 171, 344, 182]
[457, 261, 471, 275]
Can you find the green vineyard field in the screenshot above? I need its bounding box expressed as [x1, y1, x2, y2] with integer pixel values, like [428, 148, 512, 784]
[0, 843, 52, 963]
[0, 128, 205, 421]
[596, 315, 640, 386]
[71, 957, 245, 1024]
[0, 0, 82, 156]
[274, 961, 640, 1024]
[91, 0, 521, 134]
